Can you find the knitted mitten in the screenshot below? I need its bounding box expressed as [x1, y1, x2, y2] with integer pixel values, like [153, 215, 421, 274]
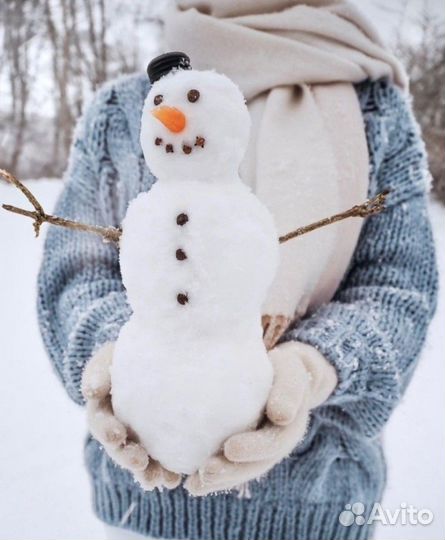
[81, 342, 181, 490]
[185, 341, 337, 495]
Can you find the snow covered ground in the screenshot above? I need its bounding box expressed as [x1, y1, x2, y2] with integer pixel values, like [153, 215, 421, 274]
[0, 179, 444, 540]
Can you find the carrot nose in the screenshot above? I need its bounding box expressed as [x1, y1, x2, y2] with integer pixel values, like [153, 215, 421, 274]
[151, 106, 186, 133]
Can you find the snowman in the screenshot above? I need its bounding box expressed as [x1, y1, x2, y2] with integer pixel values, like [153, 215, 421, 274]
[2, 52, 387, 482]
[110, 52, 280, 475]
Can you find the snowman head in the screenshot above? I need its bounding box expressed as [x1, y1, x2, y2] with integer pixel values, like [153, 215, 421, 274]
[140, 52, 250, 183]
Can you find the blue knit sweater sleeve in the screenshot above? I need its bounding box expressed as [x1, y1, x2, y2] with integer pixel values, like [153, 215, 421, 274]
[37, 86, 134, 405]
[288, 82, 438, 437]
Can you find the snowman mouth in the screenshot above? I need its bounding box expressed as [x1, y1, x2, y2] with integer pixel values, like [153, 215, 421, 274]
[154, 135, 205, 154]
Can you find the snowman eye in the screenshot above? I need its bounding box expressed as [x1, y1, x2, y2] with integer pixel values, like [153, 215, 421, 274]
[153, 94, 163, 106]
[187, 89, 200, 103]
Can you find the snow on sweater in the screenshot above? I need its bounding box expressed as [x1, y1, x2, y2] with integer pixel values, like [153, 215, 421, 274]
[37, 74, 438, 540]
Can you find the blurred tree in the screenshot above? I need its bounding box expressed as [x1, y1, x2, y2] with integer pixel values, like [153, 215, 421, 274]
[0, 0, 162, 179]
[396, 7, 445, 203]
[43, 0, 109, 162]
[1, 0, 39, 172]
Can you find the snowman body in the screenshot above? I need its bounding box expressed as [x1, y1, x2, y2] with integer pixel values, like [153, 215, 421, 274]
[110, 65, 280, 474]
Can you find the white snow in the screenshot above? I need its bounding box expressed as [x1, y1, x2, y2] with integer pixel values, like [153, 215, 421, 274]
[0, 179, 443, 539]
[0, 180, 104, 540]
[114, 179, 278, 473]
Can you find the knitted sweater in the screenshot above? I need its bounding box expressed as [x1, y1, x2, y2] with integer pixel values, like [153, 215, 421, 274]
[37, 74, 438, 540]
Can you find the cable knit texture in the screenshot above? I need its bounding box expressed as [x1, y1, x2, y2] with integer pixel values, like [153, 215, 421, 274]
[37, 74, 438, 540]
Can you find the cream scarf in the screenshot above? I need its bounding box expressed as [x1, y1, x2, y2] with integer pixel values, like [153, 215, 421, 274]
[164, 0, 406, 329]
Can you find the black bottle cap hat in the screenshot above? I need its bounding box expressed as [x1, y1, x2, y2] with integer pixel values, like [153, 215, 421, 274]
[147, 52, 191, 84]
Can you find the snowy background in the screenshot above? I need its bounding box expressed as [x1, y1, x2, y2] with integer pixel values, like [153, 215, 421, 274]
[0, 1, 444, 540]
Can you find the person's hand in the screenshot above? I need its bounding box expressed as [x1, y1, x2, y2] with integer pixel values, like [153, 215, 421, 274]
[81, 342, 181, 491]
[184, 341, 337, 496]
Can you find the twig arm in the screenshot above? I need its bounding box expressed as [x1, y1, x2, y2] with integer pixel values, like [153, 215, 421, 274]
[1, 168, 121, 243]
[279, 190, 389, 244]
